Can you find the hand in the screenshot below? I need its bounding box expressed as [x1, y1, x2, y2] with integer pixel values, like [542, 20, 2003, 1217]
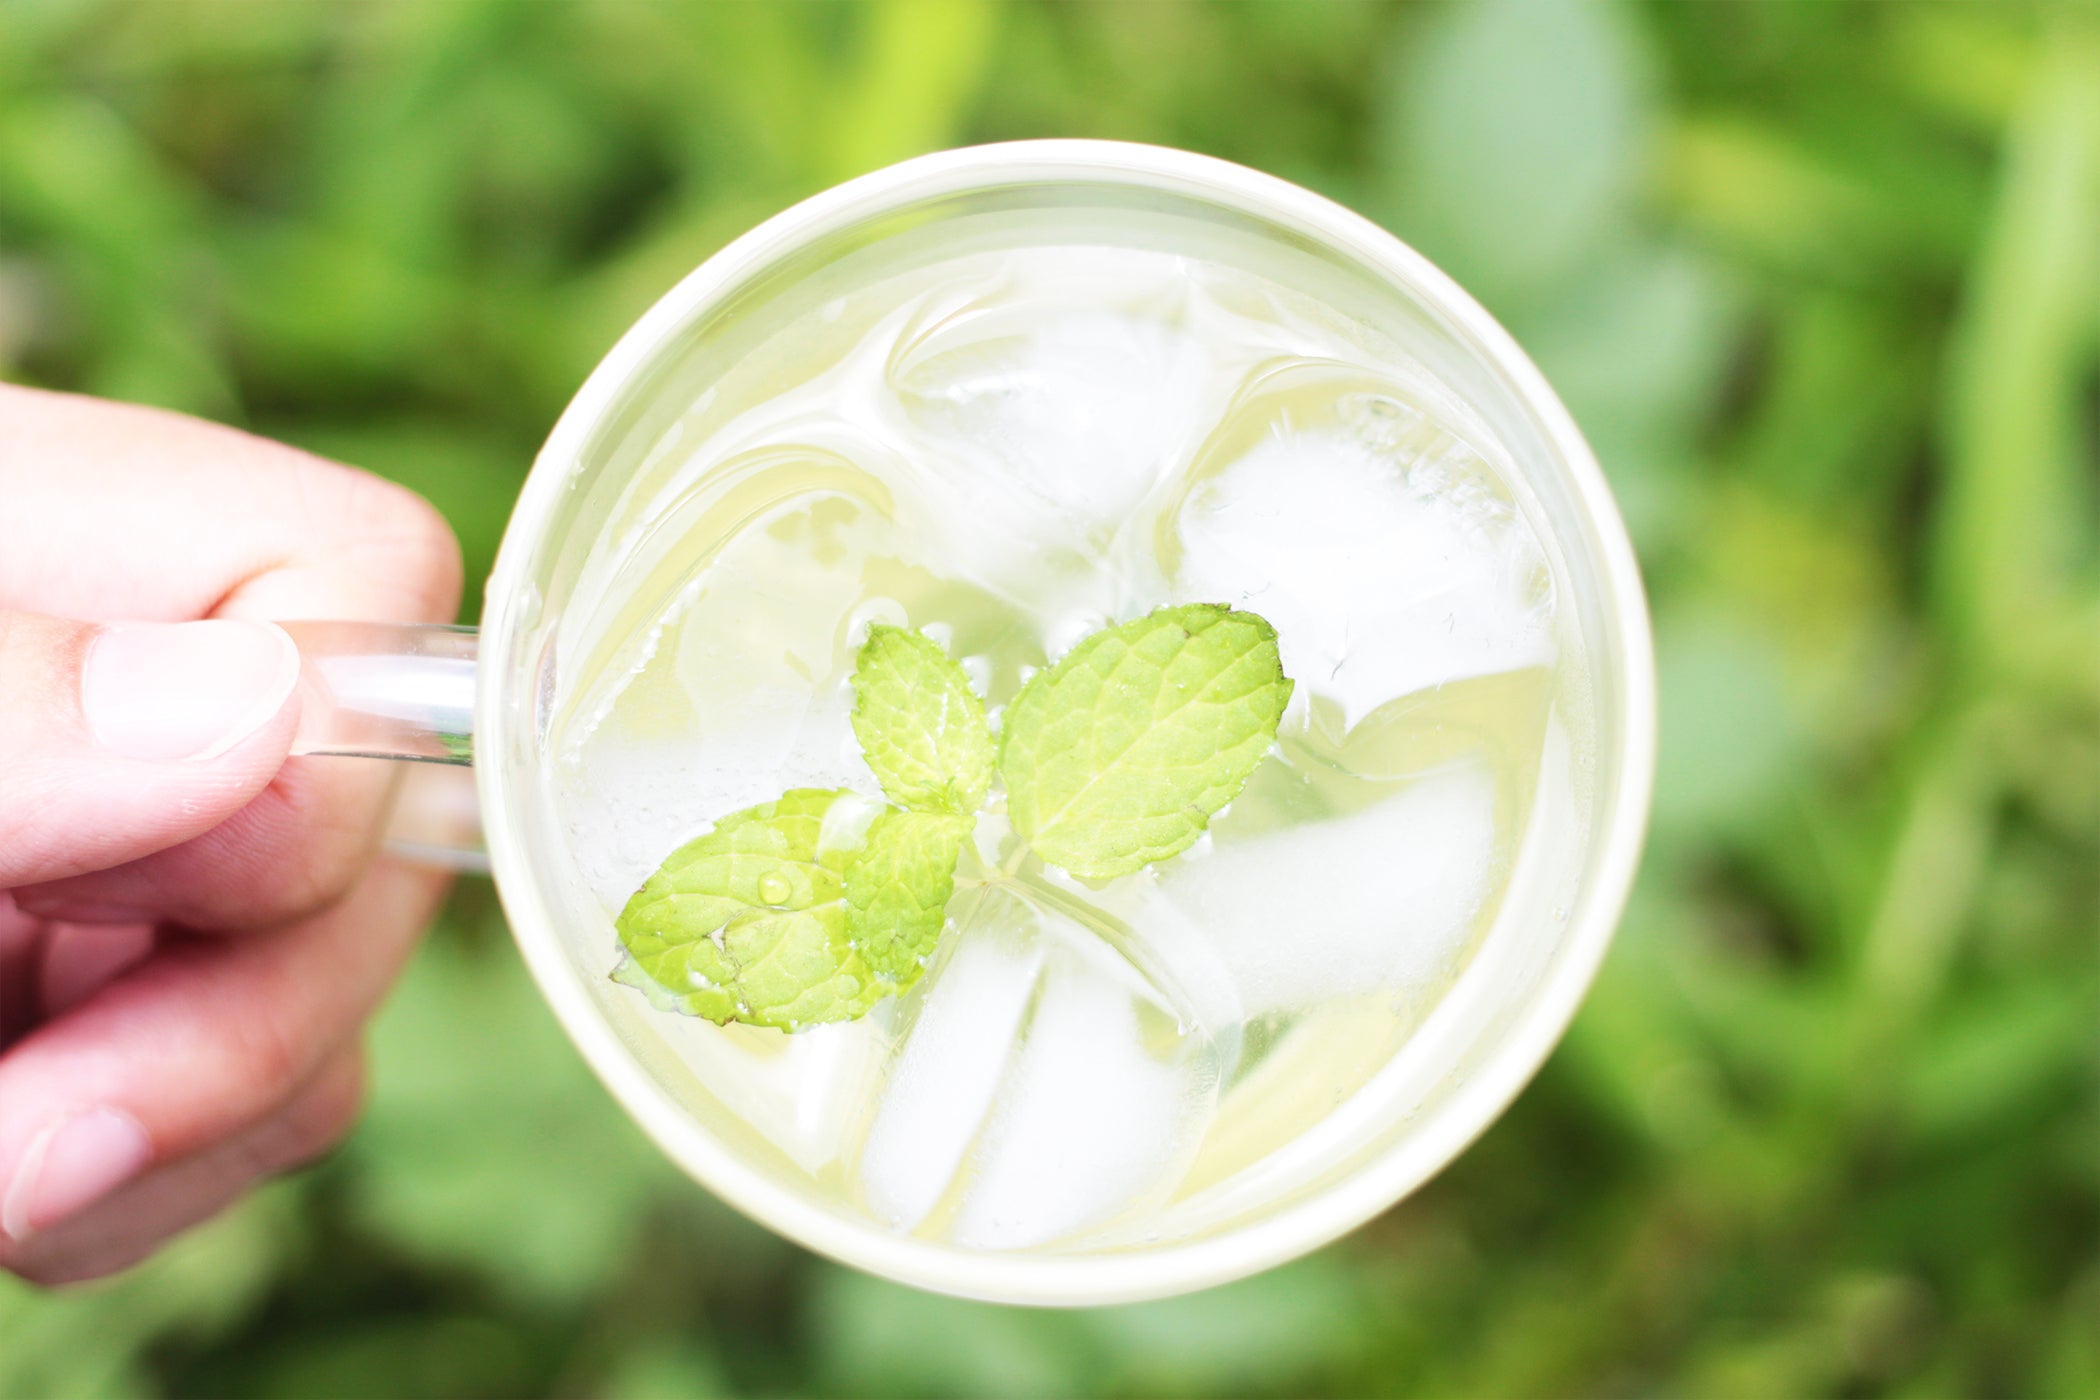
[0, 384, 462, 1284]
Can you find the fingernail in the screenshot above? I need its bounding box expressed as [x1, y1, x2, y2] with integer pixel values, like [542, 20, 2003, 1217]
[1, 1108, 153, 1242]
[83, 620, 300, 762]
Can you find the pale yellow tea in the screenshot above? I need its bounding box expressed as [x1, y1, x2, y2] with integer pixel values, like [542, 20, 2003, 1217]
[548, 241, 1581, 1252]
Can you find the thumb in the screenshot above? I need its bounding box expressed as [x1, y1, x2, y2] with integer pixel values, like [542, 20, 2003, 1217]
[0, 611, 301, 889]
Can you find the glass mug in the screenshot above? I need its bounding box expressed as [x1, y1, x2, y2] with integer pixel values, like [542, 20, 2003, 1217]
[283, 141, 1654, 1306]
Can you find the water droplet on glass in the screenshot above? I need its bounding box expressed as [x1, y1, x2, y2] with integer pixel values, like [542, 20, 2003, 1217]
[1340, 391, 1413, 452]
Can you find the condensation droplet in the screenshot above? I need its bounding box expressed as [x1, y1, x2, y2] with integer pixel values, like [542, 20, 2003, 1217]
[847, 597, 909, 643]
[1044, 610, 1108, 659]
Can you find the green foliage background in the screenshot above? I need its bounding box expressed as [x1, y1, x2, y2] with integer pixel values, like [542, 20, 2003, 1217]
[2, 1, 2095, 1395]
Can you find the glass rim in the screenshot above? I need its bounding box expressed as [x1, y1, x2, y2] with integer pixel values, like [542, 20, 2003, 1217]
[478, 138, 1658, 1306]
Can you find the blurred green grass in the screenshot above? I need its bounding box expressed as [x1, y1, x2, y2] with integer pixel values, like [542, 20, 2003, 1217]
[2, 1, 2095, 1395]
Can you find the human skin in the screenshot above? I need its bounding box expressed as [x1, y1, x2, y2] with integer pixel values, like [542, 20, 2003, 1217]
[0, 384, 463, 1285]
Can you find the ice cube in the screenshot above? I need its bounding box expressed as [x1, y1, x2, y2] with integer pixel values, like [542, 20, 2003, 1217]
[951, 950, 1219, 1250]
[1020, 865, 1247, 1046]
[894, 309, 1209, 522]
[1148, 761, 1500, 1018]
[855, 886, 1223, 1247]
[884, 272, 1217, 610]
[857, 892, 1045, 1233]
[556, 681, 864, 911]
[651, 1016, 892, 1177]
[556, 489, 884, 909]
[1173, 414, 1556, 727]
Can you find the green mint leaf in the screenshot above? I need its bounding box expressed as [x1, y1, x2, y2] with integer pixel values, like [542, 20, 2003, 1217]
[999, 603, 1293, 881]
[613, 789, 894, 1030]
[851, 624, 994, 814]
[844, 808, 968, 982]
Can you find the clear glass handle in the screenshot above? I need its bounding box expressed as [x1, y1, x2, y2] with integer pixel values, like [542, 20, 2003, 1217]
[284, 621, 476, 763]
[282, 621, 487, 872]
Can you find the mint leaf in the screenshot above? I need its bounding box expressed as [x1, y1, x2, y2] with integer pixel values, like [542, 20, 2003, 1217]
[851, 624, 994, 814]
[999, 604, 1293, 880]
[844, 808, 968, 981]
[618, 608, 1290, 1028]
[613, 789, 894, 1030]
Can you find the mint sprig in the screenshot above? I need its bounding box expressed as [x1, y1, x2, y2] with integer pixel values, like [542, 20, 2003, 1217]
[613, 604, 1291, 1030]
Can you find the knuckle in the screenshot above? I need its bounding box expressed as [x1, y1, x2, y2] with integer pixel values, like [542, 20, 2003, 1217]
[0, 1228, 129, 1289]
[340, 474, 465, 622]
[278, 454, 464, 627]
[2, 1249, 78, 1288]
[226, 996, 311, 1109]
[253, 823, 364, 926]
[253, 1052, 367, 1175]
[272, 780, 388, 915]
[172, 769, 388, 930]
